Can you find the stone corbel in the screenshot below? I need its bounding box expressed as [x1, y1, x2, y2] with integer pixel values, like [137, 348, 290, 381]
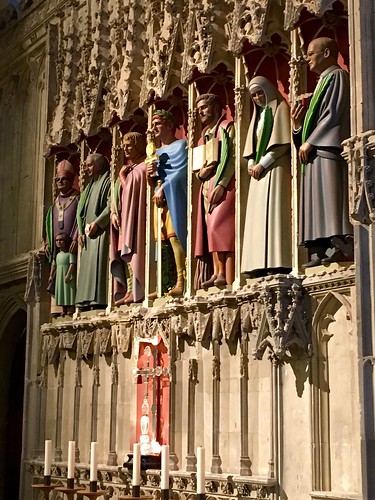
[80, 329, 96, 358]
[112, 323, 132, 354]
[238, 282, 264, 339]
[44, 333, 60, 365]
[343, 131, 375, 224]
[157, 317, 171, 350]
[185, 296, 212, 343]
[166, 300, 189, 338]
[249, 277, 310, 362]
[98, 327, 112, 355]
[211, 291, 240, 343]
[59, 327, 78, 351]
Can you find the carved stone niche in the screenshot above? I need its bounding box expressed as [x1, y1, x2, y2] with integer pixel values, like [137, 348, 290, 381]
[237, 276, 311, 362]
[342, 130, 375, 225]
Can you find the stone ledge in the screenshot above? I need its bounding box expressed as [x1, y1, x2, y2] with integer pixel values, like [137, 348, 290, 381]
[310, 491, 362, 500]
[27, 460, 277, 499]
[0, 254, 29, 286]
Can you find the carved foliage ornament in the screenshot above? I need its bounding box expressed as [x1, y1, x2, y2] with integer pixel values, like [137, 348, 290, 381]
[239, 278, 311, 362]
[181, 8, 213, 84]
[283, 0, 347, 30]
[226, 0, 269, 55]
[139, 0, 182, 106]
[342, 131, 375, 224]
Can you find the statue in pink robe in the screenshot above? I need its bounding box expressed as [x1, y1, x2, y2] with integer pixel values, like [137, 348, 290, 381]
[110, 132, 147, 305]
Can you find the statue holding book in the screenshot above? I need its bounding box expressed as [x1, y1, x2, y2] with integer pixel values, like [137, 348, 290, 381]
[194, 93, 235, 289]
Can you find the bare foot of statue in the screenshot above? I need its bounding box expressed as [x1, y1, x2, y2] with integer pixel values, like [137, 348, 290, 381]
[114, 292, 130, 306]
[213, 273, 227, 286]
[201, 274, 217, 288]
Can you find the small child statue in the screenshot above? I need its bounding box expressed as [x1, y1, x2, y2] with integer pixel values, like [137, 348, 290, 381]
[48, 233, 77, 316]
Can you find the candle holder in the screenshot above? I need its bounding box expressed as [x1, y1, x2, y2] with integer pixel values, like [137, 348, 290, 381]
[80, 483, 107, 499]
[132, 485, 141, 497]
[161, 489, 169, 500]
[55, 482, 85, 500]
[197, 494, 206, 500]
[31, 483, 57, 500]
[119, 496, 153, 500]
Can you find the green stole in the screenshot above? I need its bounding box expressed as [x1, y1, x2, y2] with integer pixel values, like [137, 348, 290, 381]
[213, 126, 230, 188]
[301, 72, 334, 173]
[255, 106, 273, 164]
[76, 180, 93, 235]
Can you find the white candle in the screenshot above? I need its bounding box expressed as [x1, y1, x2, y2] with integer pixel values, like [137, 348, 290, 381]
[67, 441, 75, 479]
[90, 442, 98, 482]
[133, 443, 141, 486]
[161, 444, 169, 490]
[197, 446, 205, 494]
[44, 440, 52, 476]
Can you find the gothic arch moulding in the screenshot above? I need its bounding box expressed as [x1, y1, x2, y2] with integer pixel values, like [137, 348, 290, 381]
[284, 0, 348, 31]
[139, 1, 185, 107]
[0, 295, 27, 342]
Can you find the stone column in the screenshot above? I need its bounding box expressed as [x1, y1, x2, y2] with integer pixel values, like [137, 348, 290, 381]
[345, 0, 375, 496]
[211, 338, 222, 473]
[107, 347, 119, 466]
[91, 332, 100, 443]
[72, 339, 82, 463]
[239, 337, 251, 475]
[186, 358, 198, 471]
[55, 350, 65, 461]
[168, 328, 179, 470]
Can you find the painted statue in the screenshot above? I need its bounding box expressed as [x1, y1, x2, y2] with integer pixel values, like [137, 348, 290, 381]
[75, 153, 111, 310]
[292, 37, 353, 267]
[241, 76, 292, 277]
[45, 159, 79, 315]
[45, 160, 79, 263]
[146, 110, 187, 298]
[48, 232, 76, 316]
[194, 93, 235, 288]
[110, 132, 147, 305]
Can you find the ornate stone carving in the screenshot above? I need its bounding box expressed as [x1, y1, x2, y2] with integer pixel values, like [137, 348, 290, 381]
[185, 296, 212, 342]
[98, 327, 111, 355]
[139, 1, 184, 106]
[212, 354, 220, 380]
[181, 7, 213, 84]
[188, 358, 198, 383]
[112, 323, 132, 354]
[80, 330, 95, 357]
[24, 251, 42, 304]
[239, 277, 310, 362]
[284, 0, 348, 30]
[60, 329, 77, 350]
[211, 291, 240, 342]
[226, 0, 269, 55]
[342, 131, 375, 224]
[44, 333, 60, 365]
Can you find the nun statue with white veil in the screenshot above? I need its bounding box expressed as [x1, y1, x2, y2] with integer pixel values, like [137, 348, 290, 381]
[241, 76, 292, 278]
